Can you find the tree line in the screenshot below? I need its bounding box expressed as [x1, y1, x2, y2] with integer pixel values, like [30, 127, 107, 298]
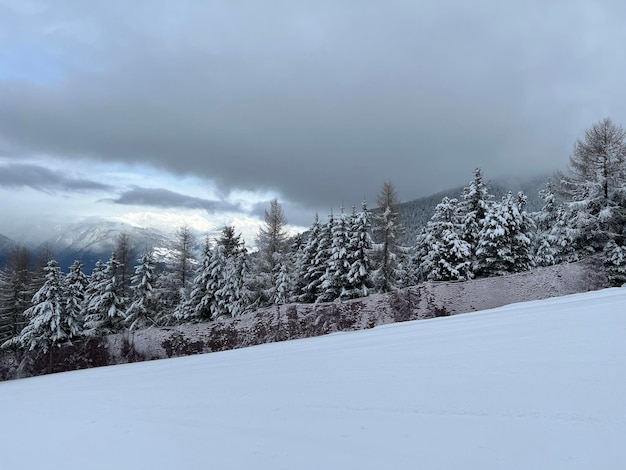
[2, 117, 626, 354]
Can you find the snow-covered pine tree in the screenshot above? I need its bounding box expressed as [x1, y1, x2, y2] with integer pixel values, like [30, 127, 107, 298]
[2, 259, 68, 352]
[219, 241, 250, 317]
[457, 168, 493, 274]
[64, 260, 87, 339]
[476, 192, 535, 277]
[125, 251, 158, 331]
[408, 228, 429, 284]
[604, 239, 626, 286]
[421, 197, 472, 281]
[476, 195, 512, 277]
[180, 237, 216, 323]
[83, 253, 127, 337]
[296, 214, 324, 303]
[273, 262, 292, 305]
[310, 213, 334, 303]
[344, 201, 373, 299]
[510, 192, 536, 273]
[82, 259, 105, 331]
[208, 244, 229, 319]
[533, 182, 560, 266]
[320, 208, 352, 302]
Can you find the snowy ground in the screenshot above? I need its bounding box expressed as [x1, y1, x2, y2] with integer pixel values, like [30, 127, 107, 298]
[1, 288, 625, 469]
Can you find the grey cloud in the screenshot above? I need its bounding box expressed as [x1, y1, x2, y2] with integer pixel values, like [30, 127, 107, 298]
[107, 186, 241, 214]
[0, 163, 112, 193]
[0, 1, 625, 210]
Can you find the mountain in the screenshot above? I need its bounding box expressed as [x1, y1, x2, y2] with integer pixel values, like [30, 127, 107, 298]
[0, 286, 623, 468]
[40, 219, 177, 273]
[397, 173, 550, 243]
[0, 233, 17, 268]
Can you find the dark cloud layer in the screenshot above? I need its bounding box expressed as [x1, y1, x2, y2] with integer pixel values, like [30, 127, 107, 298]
[1, 1, 625, 210]
[107, 186, 241, 213]
[0, 163, 112, 193]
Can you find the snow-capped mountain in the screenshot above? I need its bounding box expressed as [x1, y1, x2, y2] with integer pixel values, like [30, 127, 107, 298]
[40, 219, 178, 273]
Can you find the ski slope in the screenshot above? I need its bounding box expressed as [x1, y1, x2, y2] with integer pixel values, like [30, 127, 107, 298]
[1, 288, 625, 469]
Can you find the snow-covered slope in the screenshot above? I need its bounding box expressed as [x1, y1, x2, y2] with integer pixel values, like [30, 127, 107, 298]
[1, 288, 625, 469]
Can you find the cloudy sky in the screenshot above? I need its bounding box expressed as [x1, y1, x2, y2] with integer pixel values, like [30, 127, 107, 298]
[1, 0, 625, 243]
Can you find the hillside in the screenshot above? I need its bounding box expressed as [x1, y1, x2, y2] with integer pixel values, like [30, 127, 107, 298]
[0, 255, 606, 380]
[0, 232, 16, 267]
[0, 285, 624, 469]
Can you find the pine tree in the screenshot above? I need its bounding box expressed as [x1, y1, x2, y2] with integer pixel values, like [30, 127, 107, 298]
[510, 192, 536, 273]
[476, 196, 512, 277]
[273, 262, 292, 305]
[125, 251, 158, 331]
[476, 192, 535, 277]
[218, 242, 249, 317]
[297, 214, 325, 303]
[345, 202, 373, 299]
[3, 260, 68, 352]
[214, 225, 249, 317]
[207, 244, 228, 319]
[421, 197, 472, 281]
[457, 168, 493, 274]
[604, 239, 626, 286]
[320, 208, 352, 302]
[181, 237, 215, 323]
[83, 253, 127, 337]
[64, 260, 87, 339]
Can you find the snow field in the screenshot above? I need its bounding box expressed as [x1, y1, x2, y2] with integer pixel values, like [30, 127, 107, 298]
[0, 288, 625, 469]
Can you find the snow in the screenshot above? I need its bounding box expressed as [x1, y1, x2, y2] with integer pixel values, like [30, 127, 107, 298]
[1, 288, 625, 469]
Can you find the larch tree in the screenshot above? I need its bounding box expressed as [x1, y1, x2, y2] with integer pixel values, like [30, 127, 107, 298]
[557, 117, 626, 254]
[0, 246, 32, 346]
[372, 180, 405, 292]
[115, 232, 133, 299]
[255, 199, 289, 306]
[173, 225, 196, 290]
